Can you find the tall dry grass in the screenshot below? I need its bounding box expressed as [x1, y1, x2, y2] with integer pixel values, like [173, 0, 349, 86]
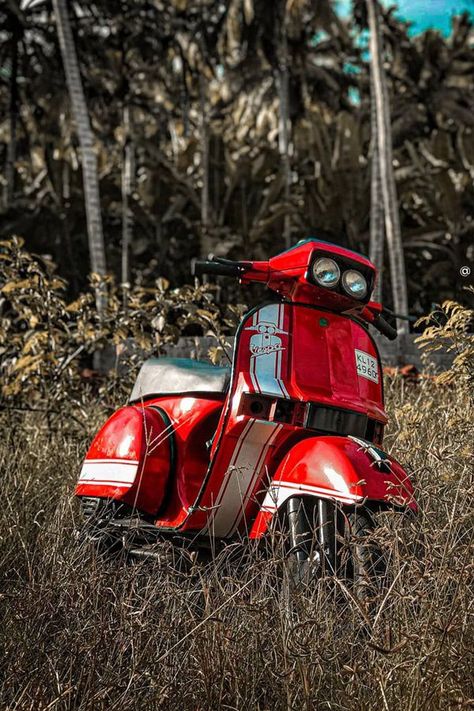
[0, 377, 473, 711]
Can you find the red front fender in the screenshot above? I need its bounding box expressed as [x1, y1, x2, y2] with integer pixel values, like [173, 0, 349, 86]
[250, 435, 416, 539]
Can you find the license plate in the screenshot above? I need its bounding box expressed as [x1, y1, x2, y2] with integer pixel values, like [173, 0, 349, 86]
[355, 349, 379, 383]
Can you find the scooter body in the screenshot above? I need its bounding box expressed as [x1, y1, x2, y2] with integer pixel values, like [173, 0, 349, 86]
[76, 239, 416, 549]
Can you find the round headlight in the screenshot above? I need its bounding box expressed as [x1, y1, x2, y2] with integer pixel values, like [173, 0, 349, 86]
[312, 258, 340, 288]
[342, 269, 368, 299]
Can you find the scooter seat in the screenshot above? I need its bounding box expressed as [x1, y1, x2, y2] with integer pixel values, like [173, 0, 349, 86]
[129, 357, 231, 402]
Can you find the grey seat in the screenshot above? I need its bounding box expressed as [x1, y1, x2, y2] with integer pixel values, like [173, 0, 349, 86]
[129, 357, 231, 402]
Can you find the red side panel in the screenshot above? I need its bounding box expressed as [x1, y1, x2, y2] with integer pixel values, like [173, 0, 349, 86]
[249, 435, 416, 538]
[293, 307, 384, 419]
[76, 405, 171, 515]
[149, 396, 224, 529]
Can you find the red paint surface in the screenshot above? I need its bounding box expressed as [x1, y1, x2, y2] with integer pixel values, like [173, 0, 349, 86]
[76, 405, 171, 515]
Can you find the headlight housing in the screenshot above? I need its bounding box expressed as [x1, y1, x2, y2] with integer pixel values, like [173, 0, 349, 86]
[341, 269, 368, 299]
[312, 257, 340, 289]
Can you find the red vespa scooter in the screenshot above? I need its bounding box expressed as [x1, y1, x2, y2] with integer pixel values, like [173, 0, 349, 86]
[76, 239, 416, 579]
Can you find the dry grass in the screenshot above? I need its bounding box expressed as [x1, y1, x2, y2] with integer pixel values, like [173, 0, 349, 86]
[0, 378, 473, 711]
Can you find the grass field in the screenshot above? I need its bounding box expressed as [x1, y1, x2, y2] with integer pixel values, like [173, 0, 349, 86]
[0, 377, 473, 711]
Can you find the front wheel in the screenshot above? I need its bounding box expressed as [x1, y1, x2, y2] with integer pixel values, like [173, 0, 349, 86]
[285, 497, 387, 597]
[337, 509, 388, 601]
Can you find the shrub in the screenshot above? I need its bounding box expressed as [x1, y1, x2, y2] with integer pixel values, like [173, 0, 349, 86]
[0, 238, 244, 409]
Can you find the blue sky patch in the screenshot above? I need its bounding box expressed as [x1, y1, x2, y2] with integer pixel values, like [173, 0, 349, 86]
[336, 0, 473, 36]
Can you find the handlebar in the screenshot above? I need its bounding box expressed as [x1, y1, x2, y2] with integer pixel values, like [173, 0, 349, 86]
[192, 258, 399, 341]
[191, 258, 246, 278]
[382, 307, 417, 323]
[372, 314, 398, 340]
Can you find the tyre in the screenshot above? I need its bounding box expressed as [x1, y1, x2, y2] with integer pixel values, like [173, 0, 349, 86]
[338, 508, 387, 601]
[284, 497, 387, 597]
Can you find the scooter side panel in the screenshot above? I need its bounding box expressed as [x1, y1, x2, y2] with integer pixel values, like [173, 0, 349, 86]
[281, 303, 385, 420]
[216, 302, 385, 419]
[151, 396, 224, 528]
[200, 417, 287, 537]
[76, 405, 171, 515]
[159, 402, 292, 536]
[249, 435, 417, 539]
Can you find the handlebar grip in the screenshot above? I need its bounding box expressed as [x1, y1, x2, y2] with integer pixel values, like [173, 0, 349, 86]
[373, 314, 398, 340]
[191, 259, 243, 278]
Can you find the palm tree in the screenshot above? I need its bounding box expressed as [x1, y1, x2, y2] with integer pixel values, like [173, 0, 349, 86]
[200, 74, 212, 258]
[277, 6, 291, 249]
[3, 12, 19, 209]
[121, 104, 134, 306]
[52, 0, 107, 312]
[366, 0, 408, 334]
[368, 70, 384, 303]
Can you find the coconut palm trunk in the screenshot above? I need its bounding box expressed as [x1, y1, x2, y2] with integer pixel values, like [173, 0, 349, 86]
[4, 21, 19, 209]
[367, 0, 409, 335]
[52, 0, 107, 313]
[278, 22, 291, 249]
[369, 71, 384, 303]
[121, 104, 135, 307]
[200, 75, 212, 258]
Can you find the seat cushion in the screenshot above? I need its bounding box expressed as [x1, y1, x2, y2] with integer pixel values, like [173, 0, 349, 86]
[129, 358, 231, 401]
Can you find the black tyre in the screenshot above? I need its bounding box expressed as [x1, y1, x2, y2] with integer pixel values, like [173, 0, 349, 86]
[338, 509, 387, 601]
[284, 497, 387, 596]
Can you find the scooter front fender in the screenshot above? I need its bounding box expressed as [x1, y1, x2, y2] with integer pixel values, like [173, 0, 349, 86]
[250, 435, 416, 539]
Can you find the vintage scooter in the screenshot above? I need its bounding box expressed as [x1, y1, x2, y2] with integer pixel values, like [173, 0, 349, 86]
[76, 238, 416, 580]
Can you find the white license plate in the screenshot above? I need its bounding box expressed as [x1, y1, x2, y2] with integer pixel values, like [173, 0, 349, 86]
[355, 349, 379, 383]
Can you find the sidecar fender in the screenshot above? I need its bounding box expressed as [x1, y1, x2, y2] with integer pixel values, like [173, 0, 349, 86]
[250, 435, 416, 539]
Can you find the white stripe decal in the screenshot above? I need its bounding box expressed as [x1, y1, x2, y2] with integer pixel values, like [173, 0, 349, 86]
[277, 303, 290, 397]
[277, 344, 290, 398]
[261, 480, 363, 512]
[225, 422, 283, 536]
[248, 304, 289, 398]
[249, 349, 260, 393]
[78, 480, 132, 488]
[210, 418, 255, 511]
[81, 458, 139, 465]
[201, 419, 255, 534]
[79, 459, 139, 484]
[207, 420, 282, 537]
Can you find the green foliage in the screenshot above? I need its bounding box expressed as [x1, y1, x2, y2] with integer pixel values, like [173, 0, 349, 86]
[0, 2, 472, 313]
[415, 288, 474, 387]
[0, 238, 244, 407]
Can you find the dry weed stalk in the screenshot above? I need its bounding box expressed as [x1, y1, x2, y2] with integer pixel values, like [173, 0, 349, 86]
[0, 373, 472, 710]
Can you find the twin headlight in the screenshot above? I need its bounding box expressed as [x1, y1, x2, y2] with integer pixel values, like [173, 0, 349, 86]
[312, 257, 368, 300]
